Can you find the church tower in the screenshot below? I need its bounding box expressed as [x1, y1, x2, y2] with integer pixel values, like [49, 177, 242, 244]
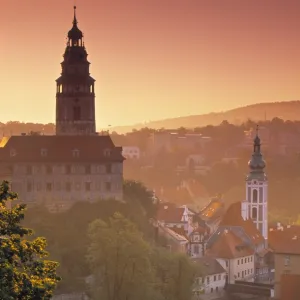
[56, 6, 96, 135]
[241, 126, 268, 241]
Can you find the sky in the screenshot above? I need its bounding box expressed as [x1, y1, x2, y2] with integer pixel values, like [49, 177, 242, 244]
[2, 0, 300, 129]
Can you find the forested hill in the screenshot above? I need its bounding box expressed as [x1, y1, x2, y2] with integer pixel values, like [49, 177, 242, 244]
[2, 101, 300, 134]
[106, 100, 300, 133]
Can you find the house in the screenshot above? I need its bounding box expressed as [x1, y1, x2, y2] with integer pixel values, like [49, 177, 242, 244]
[206, 228, 255, 284]
[188, 227, 210, 258]
[156, 202, 196, 235]
[122, 146, 140, 159]
[220, 201, 270, 282]
[192, 256, 226, 299]
[268, 226, 300, 299]
[156, 223, 189, 254]
[280, 274, 300, 300]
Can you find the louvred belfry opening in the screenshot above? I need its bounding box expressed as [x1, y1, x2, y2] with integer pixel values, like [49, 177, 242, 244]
[56, 6, 96, 136]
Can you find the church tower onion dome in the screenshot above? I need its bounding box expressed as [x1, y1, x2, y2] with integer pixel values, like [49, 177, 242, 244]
[247, 126, 267, 180]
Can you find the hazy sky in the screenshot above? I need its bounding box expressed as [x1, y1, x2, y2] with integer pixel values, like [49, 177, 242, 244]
[2, 0, 300, 128]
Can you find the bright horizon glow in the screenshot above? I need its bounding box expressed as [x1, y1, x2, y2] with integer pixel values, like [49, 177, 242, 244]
[2, 0, 300, 129]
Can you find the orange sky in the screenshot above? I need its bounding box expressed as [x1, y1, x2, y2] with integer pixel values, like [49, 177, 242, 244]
[2, 0, 300, 129]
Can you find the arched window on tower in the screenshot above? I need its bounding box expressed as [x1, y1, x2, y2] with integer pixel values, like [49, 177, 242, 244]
[252, 189, 258, 202]
[252, 207, 257, 219]
[73, 106, 81, 121]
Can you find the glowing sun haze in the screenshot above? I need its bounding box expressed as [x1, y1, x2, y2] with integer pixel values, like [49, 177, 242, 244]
[2, 0, 300, 128]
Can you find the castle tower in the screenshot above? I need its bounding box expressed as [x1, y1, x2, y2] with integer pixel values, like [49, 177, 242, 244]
[56, 6, 96, 135]
[241, 126, 268, 241]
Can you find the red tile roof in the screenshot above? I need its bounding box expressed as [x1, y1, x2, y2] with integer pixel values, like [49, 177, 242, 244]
[207, 229, 254, 259]
[156, 204, 185, 223]
[280, 274, 300, 300]
[220, 201, 265, 246]
[269, 227, 300, 255]
[0, 135, 124, 162]
[200, 198, 225, 221]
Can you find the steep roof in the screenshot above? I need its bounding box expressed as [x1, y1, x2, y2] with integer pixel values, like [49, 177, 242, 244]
[220, 201, 264, 246]
[156, 203, 185, 223]
[200, 197, 225, 222]
[207, 229, 254, 259]
[0, 135, 124, 163]
[193, 256, 226, 276]
[269, 226, 300, 255]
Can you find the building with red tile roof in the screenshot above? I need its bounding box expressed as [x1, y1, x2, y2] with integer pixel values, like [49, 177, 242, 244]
[206, 228, 255, 284]
[0, 8, 124, 211]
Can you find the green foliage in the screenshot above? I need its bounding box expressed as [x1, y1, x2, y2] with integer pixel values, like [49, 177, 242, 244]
[0, 181, 60, 300]
[87, 212, 157, 300]
[87, 213, 197, 300]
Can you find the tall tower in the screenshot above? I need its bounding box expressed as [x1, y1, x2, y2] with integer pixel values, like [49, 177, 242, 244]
[241, 126, 268, 242]
[56, 6, 96, 135]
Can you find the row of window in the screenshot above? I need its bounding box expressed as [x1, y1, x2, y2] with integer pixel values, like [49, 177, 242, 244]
[237, 256, 253, 265]
[236, 268, 253, 279]
[26, 181, 117, 192]
[10, 148, 112, 158]
[198, 273, 225, 285]
[24, 164, 114, 175]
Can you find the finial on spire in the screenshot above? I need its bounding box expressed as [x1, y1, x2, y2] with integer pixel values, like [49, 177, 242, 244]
[73, 5, 78, 26]
[256, 124, 259, 136]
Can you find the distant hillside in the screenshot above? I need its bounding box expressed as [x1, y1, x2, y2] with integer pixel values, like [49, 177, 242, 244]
[105, 101, 300, 133]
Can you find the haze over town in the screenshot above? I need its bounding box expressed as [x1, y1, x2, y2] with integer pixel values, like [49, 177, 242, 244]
[1, 1, 300, 300]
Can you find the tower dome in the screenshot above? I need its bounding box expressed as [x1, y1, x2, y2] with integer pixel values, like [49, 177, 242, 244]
[247, 126, 267, 180]
[67, 6, 83, 45]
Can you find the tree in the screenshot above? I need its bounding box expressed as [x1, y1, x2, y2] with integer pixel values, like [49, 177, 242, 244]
[87, 212, 158, 300]
[0, 181, 60, 300]
[151, 247, 199, 300]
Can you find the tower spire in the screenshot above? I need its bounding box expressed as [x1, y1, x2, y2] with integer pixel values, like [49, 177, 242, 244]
[73, 6, 78, 26]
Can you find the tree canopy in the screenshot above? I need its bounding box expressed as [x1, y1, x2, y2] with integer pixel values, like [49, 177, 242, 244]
[0, 181, 60, 299]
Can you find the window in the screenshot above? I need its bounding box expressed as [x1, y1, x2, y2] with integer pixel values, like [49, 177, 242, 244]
[85, 165, 91, 174]
[72, 149, 80, 158]
[73, 106, 81, 121]
[85, 182, 91, 191]
[46, 183, 52, 191]
[216, 287, 219, 292]
[27, 183, 32, 192]
[252, 189, 258, 202]
[238, 272, 240, 278]
[106, 163, 112, 174]
[65, 165, 71, 174]
[105, 182, 111, 192]
[218, 274, 221, 280]
[251, 256, 253, 262]
[214, 275, 216, 281]
[207, 277, 210, 284]
[242, 271, 244, 278]
[237, 259, 240, 265]
[210, 288, 213, 293]
[284, 255, 290, 266]
[225, 260, 229, 268]
[10, 149, 16, 157]
[41, 148, 48, 157]
[46, 165, 52, 174]
[194, 245, 199, 254]
[252, 207, 257, 219]
[241, 258, 243, 264]
[65, 182, 71, 191]
[26, 166, 33, 175]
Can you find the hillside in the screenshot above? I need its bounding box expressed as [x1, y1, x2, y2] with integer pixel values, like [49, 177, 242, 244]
[106, 101, 300, 133]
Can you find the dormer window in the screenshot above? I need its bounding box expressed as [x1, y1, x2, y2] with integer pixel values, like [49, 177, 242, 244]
[10, 149, 16, 157]
[104, 149, 111, 157]
[72, 149, 80, 158]
[41, 148, 48, 157]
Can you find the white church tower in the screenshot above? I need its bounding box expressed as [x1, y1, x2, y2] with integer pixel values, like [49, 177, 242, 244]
[241, 126, 268, 242]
